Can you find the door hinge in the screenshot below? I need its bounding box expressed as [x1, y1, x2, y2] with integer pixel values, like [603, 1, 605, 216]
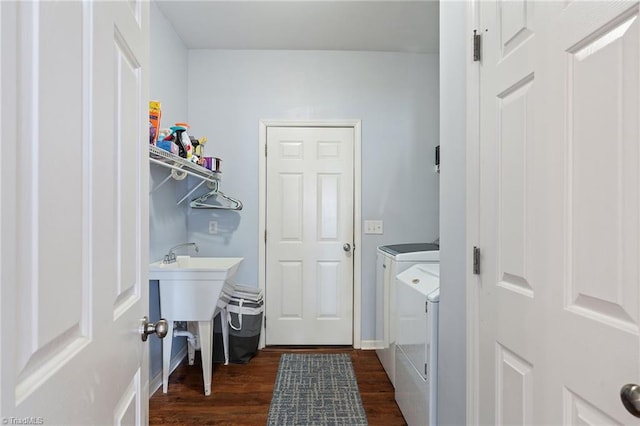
[473, 30, 482, 62]
[473, 246, 481, 275]
[264, 230, 267, 243]
[424, 363, 428, 378]
[264, 316, 266, 329]
[265, 144, 267, 157]
[425, 301, 429, 313]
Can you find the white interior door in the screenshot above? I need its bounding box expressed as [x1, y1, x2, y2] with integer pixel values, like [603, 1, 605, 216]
[477, 1, 639, 424]
[265, 126, 354, 345]
[1, 1, 150, 424]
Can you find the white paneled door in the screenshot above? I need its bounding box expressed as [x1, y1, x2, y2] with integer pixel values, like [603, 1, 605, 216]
[265, 127, 354, 345]
[1, 1, 150, 424]
[477, 1, 639, 424]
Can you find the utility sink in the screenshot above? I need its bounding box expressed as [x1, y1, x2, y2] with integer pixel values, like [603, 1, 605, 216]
[149, 255, 243, 321]
[148, 255, 243, 396]
[149, 256, 243, 281]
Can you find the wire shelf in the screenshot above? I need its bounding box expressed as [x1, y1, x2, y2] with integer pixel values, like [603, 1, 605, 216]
[149, 144, 221, 185]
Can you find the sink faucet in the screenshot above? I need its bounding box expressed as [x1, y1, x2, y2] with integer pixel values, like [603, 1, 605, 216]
[163, 242, 199, 264]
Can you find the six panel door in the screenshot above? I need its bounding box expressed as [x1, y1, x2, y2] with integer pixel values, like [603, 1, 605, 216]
[0, 1, 150, 423]
[477, 1, 640, 424]
[265, 126, 355, 345]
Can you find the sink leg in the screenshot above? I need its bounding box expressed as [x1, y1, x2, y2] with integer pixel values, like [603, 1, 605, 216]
[162, 320, 174, 393]
[221, 308, 230, 365]
[187, 321, 197, 365]
[198, 319, 214, 396]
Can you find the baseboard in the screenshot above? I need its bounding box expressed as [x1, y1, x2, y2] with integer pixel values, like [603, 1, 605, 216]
[360, 340, 382, 350]
[149, 346, 188, 398]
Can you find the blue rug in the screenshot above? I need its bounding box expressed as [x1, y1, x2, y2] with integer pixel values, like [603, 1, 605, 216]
[267, 353, 368, 425]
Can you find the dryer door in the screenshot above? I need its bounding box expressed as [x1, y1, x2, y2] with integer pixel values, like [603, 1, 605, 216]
[396, 264, 440, 377]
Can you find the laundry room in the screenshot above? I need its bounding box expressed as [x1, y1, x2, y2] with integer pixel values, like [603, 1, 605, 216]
[146, 0, 453, 423]
[6, 0, 637, 424]
[148, 0, 438, 363]
[0, 1, 466, 425]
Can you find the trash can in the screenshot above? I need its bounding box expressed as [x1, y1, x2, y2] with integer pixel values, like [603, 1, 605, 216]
[214, 284, 263, 364]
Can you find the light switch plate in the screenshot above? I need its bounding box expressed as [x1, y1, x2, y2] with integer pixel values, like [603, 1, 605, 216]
[209, 221, 218, 234]
[364, 220, 383, 234]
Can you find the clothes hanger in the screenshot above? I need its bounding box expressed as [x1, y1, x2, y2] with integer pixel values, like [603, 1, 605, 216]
[190, 191, 243, 210]
[189, 182, 243, 210]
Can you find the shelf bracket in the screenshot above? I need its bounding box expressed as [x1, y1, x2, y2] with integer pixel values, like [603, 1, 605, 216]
[149, 145, 222, 199]
[177, 180, 207, 205]
[149, 157, 217, 183]
[149, 172, 174, 195]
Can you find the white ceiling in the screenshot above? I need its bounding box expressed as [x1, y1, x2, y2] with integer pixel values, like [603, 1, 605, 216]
[155, 1, 439, 53]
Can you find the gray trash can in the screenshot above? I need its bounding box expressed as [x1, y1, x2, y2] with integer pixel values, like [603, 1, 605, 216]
[214, 285, 263, 364]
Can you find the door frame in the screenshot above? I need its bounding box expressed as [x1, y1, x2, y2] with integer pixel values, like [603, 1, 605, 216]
[258, 119, 362, 349]
[464, 0, 481, 424]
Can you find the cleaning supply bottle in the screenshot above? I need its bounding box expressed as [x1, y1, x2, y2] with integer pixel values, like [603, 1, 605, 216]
[170, 125, 192, 159]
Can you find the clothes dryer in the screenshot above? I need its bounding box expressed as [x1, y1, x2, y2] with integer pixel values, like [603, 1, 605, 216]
[395, 263, 440, 426]
[375, 243, 439, 386]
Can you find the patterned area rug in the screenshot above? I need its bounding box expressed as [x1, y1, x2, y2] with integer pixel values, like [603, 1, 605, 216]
[267, 353, 368, 425]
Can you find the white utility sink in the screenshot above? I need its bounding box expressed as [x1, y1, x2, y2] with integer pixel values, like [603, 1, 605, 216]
[149, 255, 243, 396]
[149, 256, 243, 320]
[149, 256, 243, 281]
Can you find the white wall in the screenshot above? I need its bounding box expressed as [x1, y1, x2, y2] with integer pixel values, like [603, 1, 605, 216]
[186, 50, 440, 341]
[438, 2, 467, 425]
[148, 1, 190, 383]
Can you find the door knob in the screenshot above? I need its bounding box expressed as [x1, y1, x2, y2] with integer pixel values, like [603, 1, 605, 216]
[621, 384, 640, 418]
[140, 316, 169, 342]
[343, 243, 351, 252]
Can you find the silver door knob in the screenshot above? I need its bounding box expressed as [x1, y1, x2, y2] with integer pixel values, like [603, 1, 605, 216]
[343, 243, 351, 252]
[621, 384, 640, 417]
[140, 316, 169, 342]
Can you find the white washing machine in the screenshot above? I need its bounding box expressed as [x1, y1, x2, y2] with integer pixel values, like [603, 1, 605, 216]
[375, 243, 439, 386]
[395, 263, 440, 426]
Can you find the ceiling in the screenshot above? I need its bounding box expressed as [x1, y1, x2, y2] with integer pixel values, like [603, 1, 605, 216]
[155, 1, 439, 53]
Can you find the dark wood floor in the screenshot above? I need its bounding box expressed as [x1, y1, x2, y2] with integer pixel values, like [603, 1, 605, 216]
[149, 347, 407, 425]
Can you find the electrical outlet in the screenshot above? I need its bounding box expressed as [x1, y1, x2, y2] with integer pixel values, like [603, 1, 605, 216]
[364, 220, 383, 234]
[208, 221, 218, 234]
